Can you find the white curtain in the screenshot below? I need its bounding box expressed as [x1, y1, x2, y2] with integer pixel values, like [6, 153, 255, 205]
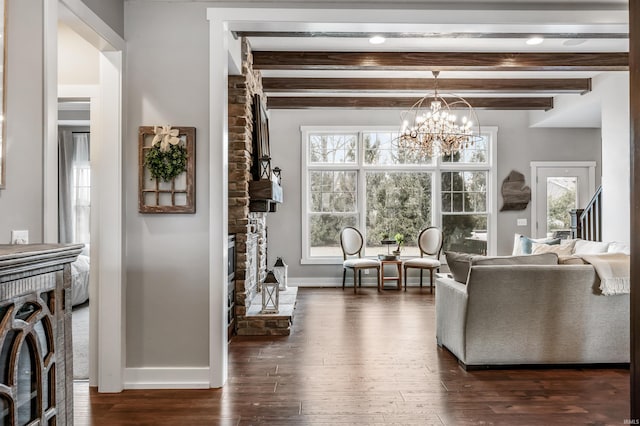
[59, 130, 90, 244]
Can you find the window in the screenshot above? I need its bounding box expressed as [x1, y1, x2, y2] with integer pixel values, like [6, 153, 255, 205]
[301, 126, 497, 263]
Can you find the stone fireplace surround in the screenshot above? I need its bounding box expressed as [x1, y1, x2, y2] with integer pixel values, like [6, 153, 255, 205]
[228, 39, 293, 336]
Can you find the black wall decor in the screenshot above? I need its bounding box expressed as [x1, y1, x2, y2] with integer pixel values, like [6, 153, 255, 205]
[252, 94, 271, 181]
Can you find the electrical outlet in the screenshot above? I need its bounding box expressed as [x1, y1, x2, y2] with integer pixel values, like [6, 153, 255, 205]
[11, 230, 29, 244]
[516, 218, 527, 227]
[364, 269, 370, 275]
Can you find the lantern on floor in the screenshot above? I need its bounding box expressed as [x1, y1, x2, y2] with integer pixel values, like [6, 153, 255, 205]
[273, 257, 288, 291]
[261, 270, 279, 314]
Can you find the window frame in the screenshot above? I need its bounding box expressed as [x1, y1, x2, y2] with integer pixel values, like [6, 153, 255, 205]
[301, 125, 497, 264]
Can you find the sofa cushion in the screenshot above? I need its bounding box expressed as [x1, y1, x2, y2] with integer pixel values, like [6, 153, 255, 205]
[573, 239, 610, 255]
[531, 242, 573, 256]
[470, 252, 559, 266]
[520, 235, 560, 255]
[444, 251, 473, 284]
[558, 255, 587, 265]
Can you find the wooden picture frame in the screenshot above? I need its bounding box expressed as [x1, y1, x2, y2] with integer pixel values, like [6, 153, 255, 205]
[138, 126, 195, 213]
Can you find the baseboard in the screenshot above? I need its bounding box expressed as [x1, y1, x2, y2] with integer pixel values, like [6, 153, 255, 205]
[290, 277, 437, 287]
[124, 367, 210, 389]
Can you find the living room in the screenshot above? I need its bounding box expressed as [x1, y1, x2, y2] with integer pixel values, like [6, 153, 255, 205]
[0, 0, 638, 424]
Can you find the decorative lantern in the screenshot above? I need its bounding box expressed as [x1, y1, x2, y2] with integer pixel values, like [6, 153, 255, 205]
[259, 156, 272, 180]
[261, 270, 279, 314]
[272, 167, 282, 185]
[273, 257, 288, 291]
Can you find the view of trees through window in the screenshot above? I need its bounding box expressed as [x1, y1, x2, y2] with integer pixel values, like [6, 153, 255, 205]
[305, 129, 492, 258]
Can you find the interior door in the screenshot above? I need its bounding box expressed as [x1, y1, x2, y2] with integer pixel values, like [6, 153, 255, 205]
[532, 163, 595, 239]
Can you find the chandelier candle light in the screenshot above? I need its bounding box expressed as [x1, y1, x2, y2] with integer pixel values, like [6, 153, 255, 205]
[398, 71, 482, 157]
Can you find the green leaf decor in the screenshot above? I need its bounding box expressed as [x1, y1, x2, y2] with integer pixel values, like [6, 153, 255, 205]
[144, 143, 188, 182]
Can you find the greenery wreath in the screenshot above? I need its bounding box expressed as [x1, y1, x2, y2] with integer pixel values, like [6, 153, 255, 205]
[144, 143, 188, 182]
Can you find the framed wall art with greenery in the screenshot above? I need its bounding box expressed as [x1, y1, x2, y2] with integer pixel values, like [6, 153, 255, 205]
[138, 125, 195, 213]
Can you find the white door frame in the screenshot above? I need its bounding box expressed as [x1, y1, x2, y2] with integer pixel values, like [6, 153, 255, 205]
[44, 0, 125, 392]
[530, 161, 596, 238]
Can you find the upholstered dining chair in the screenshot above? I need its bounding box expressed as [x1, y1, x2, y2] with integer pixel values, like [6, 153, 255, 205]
[340, 227, 381, 293]
[403, 227, 443, 293]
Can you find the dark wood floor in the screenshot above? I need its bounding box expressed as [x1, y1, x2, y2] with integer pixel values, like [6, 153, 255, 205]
[74, 288, 630, 425]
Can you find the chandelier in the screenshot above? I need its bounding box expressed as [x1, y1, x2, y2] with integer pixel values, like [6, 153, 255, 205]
[398, 71, 482, 158]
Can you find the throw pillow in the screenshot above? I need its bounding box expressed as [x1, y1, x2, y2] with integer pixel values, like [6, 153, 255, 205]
[444, 251, 474, 284]
[520, 235, 560, 255]
[531, 242, 573, 256]
[470, 252, 559, 266]
[573, 239, 610, 255]
[607, 242, 630, 255]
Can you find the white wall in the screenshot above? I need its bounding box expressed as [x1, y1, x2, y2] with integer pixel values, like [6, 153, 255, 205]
[125, 2, 211, 368]
[0, 0, 45, 243]
[58, 22, 100, 85]
[599, 73, 630, 244]
[267, 109, 601, 282]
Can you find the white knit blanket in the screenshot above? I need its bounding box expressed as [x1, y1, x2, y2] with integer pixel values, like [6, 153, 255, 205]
[579, 253, 630, 295]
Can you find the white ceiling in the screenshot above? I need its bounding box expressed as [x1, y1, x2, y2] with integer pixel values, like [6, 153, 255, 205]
[216, 1, 629, 126]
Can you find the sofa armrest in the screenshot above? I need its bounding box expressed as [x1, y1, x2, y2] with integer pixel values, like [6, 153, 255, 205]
[435, 277, 468, 362]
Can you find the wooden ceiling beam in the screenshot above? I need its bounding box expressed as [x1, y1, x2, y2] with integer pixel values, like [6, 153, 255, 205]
[267, 96, 554, 110]
[253, 51, 628, 71]
[262, 77, 591, 94]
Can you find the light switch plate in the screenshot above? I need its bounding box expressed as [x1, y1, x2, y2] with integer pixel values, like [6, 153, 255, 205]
[516, 218, 527, 227]
[11, 230, 29, 244]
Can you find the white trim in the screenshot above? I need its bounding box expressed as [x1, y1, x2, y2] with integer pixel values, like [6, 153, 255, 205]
[207, 15, 230, 389]
[300, 125, 498, 262]
[124, 368, 211, 390]
[59, 0, 125, 52]
[43, 0, 58, 243]
[46, 2, 125, 391]
[291, 277, 445, 287]
[530, 161, 597, 238]
[95, 50, 125, 393]
[58, 84, 100, 387]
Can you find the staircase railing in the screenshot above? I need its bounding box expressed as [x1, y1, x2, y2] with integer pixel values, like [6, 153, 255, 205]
[569, 185, 602, 241]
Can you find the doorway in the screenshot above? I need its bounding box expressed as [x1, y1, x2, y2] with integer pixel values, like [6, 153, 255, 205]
[530, 161, 596, 239]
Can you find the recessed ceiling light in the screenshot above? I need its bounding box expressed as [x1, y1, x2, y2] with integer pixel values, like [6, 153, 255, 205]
[526, 36, 544, 46]
[369, 35, 386, 45]
[563, 39, 587, 46]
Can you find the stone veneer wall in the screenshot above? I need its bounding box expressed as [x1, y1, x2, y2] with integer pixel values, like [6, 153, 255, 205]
[228, 39, 269, 335]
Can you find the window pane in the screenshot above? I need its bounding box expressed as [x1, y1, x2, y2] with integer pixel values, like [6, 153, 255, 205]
[442, 214, 488, 255]
[310, 214, 358, 257]
[309, 171, 357, 213]
[309, 134, 357, 164]
[441, 171, 488, 214]
[364, 132, 434, 165]
[442, 135, 488, 163]
[364, 172, 432, 257]
[547, 177, 577, 237]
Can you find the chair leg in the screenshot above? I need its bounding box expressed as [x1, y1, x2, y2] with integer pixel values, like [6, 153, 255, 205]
[353, 268, 358, 294]
[359, 270, 362, 287]
[404, 266, 408, 291]
[342, 269, 346, 289]
[377, 267, 381, 292]
[420, 270, 423, 288]
[430, 269, 434, 294]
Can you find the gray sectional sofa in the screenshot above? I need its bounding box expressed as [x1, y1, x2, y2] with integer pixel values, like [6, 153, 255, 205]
[435, 263, 630, 368]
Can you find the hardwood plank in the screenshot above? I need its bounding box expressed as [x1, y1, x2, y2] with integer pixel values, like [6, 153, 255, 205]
[263, 77, 592, 94]
[253, 51, 629, 71]
[267, 96, 554, 110]
[74, 289, 630, 425]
